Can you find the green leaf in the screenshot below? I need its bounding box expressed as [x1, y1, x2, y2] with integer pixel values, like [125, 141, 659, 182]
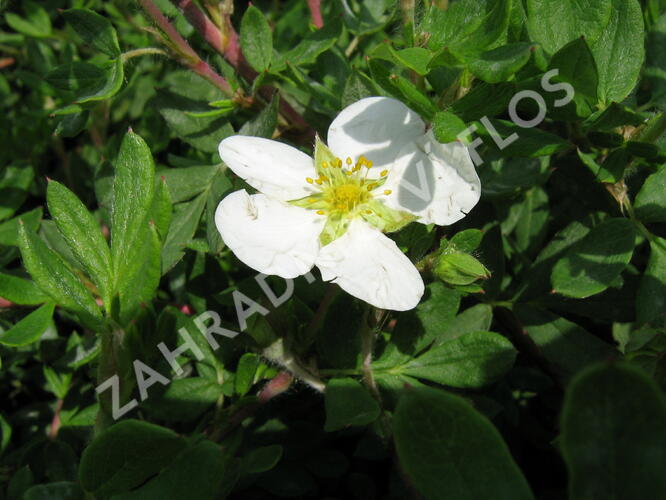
[526, 0, 612, 55]
[324, 378, 380, 432]
[240, 6, 273, 72]
[272, 20, 341, 71]
[477, 119, 569, 157]
[560, 363, 666, 500]
[635, 165, 666, 223]
[341, 70, 381, 108]
[118, 223, 161, 324]
[590, 0, 645, 105]
[422, 0, 512, 59]
[435, 252, 490, 285]
[636, 237, 666, 324]
[79, 420, 186, 498]
[0, 207, 42, 246]
[19, 225, 102, 329]
[399, 331, 516, 388]
[235, 353, 260, 396]
[111, 440, 228, 500]
[111, 131, 155, 294]
[46, 62, 106, 95]
[143, 378, 221, 423]
[76, 58, 124, 103]
[239, 95, 279, 138]
[432, 111, 467, 143]
[549, 37, 598, 117]
[0, 165, 34, 221]
[205, 171, 231, 255]
[160, 165, 218, 204]
[0, 302, 54, 347]
[0, 273, 48, 305]
[5, 2, 52, 38]
[46, 180, 112, 307]
[161, 192, 206, 273]
[583, 102, 644, 131]
[469, 43, 533, 83]
[241, 445, 283, 475]
[434, 303, 493, 345]
[515, 306, 616, 379]
[63, 9, 121, 58]
[551, 218, 636, 298]
[24, 482, 84, 500]
[646, 13, 666, 109]
[394, 386, 534, 500]
[151, 177, 173, 240]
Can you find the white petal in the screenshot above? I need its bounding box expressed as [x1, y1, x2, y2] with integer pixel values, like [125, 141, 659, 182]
[327, 97, 426, 170]
[218, 136, 318, 201]
[380, 131, 481, 225]
[215, 190, 325, 279]
[316, 220, 424, 311]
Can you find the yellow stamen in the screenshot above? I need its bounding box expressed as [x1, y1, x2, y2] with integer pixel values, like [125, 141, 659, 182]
[316, 210, 325, 215]
[384, 189, 392, 195]
[315, 179, 323, 185]
[380, 170, 388, 177]
[322, 161, 328, 168]
[306, 177, 314, 184]
[346, 157, 352, 166]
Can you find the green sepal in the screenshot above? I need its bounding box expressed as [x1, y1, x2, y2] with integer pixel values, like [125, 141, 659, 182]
[319, 214, 350, 246]
[361, 199, 418, 233]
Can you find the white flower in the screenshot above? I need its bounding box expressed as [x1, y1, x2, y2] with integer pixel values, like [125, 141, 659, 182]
[215, 97, 480, 311]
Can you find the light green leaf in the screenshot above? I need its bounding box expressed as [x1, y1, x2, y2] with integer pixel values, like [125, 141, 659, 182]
[19, 224, 103, 329]
[324, 378, 380, 432]
[560, 363, 666, 500]
[46, 180, 112, 307]
[551, 218, 636, 298]
[0, 302, 55, 347]
[590, 0, 644, 105]
[526, 0, 612, 55]
[111, 131, 155, 293]
[240, 6, 272, 72]
[394, 386, 534, 500]
[5, 2, 52, 38]
[432, 111, 467, 143]
[0, 273, 48, 305]
[469, 43, 533, 83]
[399, 331, 516, 388]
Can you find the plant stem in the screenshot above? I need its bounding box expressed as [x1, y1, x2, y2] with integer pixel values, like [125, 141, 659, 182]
[307, 0, 324, 28]
[121, 47, 168, 62]
[137, 0, 233, 96]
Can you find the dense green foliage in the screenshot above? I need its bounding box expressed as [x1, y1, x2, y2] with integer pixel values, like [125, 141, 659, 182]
[1, 0, 665, 498]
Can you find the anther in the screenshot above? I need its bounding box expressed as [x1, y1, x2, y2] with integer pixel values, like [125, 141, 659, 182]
[380, 170, 388, 177]
[322, 161, 328, 168]
[316, 210, 325, 215]
[306, 177, 314, 184]
[384, 189, 392, 195]
[315, 179, 323, 185]
[346, 157, 352, 166]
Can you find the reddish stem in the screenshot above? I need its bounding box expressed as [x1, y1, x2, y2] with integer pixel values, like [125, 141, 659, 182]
[49, 399, 63, 440]
[138, 0, 233, 96]
[307, 0, 324, 28]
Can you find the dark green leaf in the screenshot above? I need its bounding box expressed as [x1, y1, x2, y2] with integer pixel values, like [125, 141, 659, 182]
[63, 9, 120, 58]
[636, 237, 666, 324]
[560, 363, 666, 500]
[394, 386, 534, 500]
[432, 111, 467, 143]
[635, 165, 666, 223]
[324, 378, 380, 432]
[0, 207, 42, 246]
[240, 6, 272, 72]
[161, 192, 206, 273]
[551, 218, 636, 298]
[0, 165, 34, 222]
[399, 331, 516, 388]
[79, 420, 186, 498]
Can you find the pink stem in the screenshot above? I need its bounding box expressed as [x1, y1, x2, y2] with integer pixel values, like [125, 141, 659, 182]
[138, 0, 233, 96]
[307, 0, 324, 28]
